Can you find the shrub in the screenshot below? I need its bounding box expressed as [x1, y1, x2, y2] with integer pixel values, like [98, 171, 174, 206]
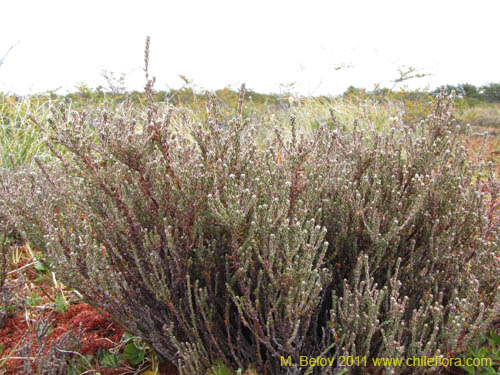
[0, 233, 11, 327]
[1, 44, 499, 374]
[0, 214, 20, 328]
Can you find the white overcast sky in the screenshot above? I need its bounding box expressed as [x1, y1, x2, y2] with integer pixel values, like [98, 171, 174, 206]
[0, 0, 499, 96]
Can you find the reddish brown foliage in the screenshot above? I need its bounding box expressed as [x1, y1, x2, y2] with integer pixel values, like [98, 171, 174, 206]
[0, 304, 122, 374]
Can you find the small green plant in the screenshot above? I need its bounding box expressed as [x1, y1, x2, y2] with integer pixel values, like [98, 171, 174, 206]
[123, 342, 146, 366]
[461, 330, 500, 375]
[26, 291, 43, 307]
[97, 348, 122, 368]
[33, 256, 50, 284]
[121, 332, 147, 365]
[34, 258, 49, 273]
[209, 359, 234, 375]
[54, 294, 68, 314]
[66, 354, 93, 375]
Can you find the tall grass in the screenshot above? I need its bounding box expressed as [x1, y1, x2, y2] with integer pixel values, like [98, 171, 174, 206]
[0, 95, 50, 168]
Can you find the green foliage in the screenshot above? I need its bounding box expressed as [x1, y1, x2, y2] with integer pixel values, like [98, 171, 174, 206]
[54, 295, 68, 314]
[120, 332, 148, 366]
[32, 255, 51, 283]
[26, 291, 43, 307]
[66, 354, 93, 375]
[97, 348, 122, 368]
[461, 331, 500, 375]
[210, 359, 235, 375]
[124, 342, 146, 365]
[461, 83, 482, 101]
[34, 258, 49, 272]
[481, 83, 500, 103]
[433, 82, 500, 104]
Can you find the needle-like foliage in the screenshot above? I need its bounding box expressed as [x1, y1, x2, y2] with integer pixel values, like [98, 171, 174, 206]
[1, 41, 499, 375]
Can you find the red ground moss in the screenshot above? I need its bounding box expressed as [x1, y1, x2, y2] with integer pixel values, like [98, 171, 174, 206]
[0, 303, 178, 375]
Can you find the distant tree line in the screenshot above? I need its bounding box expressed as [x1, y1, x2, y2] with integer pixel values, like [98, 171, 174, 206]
[3, 82, 500, 108]
[341, 83, 500, 104]
[432, 83, 500, 103]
